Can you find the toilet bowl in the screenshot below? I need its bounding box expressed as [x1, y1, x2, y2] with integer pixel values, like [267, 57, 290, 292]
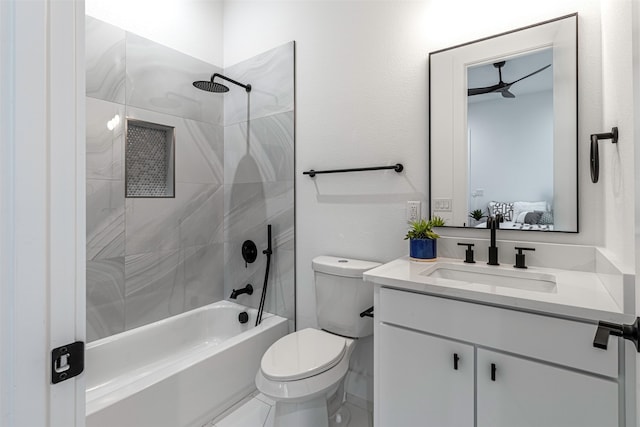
[255, 256, 381, 427]
[255, 328, 355, 427]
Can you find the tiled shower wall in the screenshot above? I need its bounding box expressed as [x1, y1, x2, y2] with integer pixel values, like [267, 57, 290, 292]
[85, 16, 294, 342]
[223, 43, 295, 329]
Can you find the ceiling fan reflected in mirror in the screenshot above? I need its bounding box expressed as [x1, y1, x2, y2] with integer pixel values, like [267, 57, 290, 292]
[467, 60, 551, 98]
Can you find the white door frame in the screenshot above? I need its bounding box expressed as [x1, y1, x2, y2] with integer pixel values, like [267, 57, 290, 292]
[635, 0, 640, 424]
[0, 0, 86, 425]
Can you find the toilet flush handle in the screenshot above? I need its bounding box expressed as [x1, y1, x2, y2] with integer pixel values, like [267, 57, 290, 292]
[360, 306, 374, 318]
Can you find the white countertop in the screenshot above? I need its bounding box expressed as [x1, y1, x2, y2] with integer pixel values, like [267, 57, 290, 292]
[364, 256, 626, 323]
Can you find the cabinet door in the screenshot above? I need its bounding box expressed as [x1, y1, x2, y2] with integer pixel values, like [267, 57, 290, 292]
[477, 349, 618, 427]
[377, 323, 474, 427]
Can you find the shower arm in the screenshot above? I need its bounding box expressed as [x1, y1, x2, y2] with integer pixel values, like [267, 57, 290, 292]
[211, 73, 252, 92]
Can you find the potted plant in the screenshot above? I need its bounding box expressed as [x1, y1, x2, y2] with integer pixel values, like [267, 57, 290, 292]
[468, 209, 487, 226]
[404, 216, 445, 260]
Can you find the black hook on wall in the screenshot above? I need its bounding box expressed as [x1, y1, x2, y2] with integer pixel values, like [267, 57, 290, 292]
[590, 127, 618, 183]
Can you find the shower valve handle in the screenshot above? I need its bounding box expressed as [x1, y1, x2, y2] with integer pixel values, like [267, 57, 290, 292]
[242, 240, 258, 267]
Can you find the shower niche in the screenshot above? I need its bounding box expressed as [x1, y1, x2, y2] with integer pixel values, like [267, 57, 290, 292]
[125, 119, 175, 198]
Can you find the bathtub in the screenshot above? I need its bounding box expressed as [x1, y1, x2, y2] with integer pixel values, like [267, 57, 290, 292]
[85, 300, 289, 427]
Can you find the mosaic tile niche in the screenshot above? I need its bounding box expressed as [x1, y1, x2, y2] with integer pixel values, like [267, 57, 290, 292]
[125, 120, 175, 198]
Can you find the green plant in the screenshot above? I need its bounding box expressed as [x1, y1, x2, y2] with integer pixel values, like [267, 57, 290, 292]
[404, 217, 445, 240]
[469, 209, 486, 221]
[429, 216, 446, 227]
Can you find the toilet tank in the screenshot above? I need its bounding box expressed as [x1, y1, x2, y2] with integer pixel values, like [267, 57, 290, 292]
[312, 256, 381, 338]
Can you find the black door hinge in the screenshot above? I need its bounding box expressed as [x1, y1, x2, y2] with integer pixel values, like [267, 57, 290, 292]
[51, 341, 84, 384]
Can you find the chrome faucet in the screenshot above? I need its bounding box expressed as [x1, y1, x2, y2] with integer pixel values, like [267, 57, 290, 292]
[486, 214, 503, 266]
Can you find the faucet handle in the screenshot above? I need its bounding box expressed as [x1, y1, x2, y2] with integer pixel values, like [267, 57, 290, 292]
[514, 247, 535, 269]
[457, 243, 475, 263]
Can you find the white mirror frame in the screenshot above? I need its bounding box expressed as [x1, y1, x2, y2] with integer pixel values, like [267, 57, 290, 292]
[429, 13, 578, 232]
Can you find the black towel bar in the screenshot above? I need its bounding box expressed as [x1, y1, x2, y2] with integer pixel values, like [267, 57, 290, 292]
[303, 163, 403, 178]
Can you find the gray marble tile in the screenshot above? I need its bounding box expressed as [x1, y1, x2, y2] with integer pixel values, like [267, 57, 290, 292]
[262, 248, 294, 321]
[126, 106, 224, 185]
[124, 244, 224, 330]
[87, 97, 125, 180]
[85, 25, 296, 340]
[224, 181, 295, 251]
[215, 397, 272, 427]
[184, 244, 225, 311]
[223, 180, 294, 320]
[85, 16, 126, 103]
[86, 179, 125, 260]
[223, 244, 294, 322]
[125, 182, 224, 255]
[224, 112, 294, 184]
[225, 41, 294, 126]
[87, 257, 125, 342]
[124, 250, 185, 330]
[126, 32, 223, 125]
[224, 239, 267, 310]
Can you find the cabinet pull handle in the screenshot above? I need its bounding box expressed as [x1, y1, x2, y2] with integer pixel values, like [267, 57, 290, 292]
[491, 363, 497, 381]
[453, 353, 459, 370]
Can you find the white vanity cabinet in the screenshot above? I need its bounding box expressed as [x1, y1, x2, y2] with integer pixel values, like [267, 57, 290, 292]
[375, 287, 621, 427]
[476, 349, 618, 427]
[378, 323, 474, 426]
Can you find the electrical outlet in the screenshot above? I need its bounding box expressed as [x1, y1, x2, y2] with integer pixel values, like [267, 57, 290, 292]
[407, 201, 421, 222]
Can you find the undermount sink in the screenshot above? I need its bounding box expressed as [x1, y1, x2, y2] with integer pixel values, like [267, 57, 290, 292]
[420, 263, 557, 293]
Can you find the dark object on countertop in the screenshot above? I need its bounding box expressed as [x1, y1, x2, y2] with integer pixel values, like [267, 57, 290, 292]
[458, 243, 475, 263]
[513, 247, 535, 269]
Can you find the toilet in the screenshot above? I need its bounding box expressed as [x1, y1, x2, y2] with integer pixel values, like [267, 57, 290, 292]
[255, 255, 381, 427]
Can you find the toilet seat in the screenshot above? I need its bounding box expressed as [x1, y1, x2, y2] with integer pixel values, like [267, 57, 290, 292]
[260, 328, 346, 381]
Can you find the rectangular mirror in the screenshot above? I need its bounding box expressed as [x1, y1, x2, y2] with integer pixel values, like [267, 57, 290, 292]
[429, 14, 578, 232]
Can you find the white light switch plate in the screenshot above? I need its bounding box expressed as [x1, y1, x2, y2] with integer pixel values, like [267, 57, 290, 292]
[433, 198, 452, 212]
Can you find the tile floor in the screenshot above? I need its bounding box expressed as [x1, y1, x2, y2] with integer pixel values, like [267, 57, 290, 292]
[207, 392, 372, 427]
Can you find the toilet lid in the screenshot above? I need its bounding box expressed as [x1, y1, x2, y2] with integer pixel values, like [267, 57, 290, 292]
[260, 328, 346, 381]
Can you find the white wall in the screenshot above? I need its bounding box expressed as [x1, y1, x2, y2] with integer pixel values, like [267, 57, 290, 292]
[601, 0, 635, 271]
[86, 0, 223, 65]
[224, 0, 611, 404]
[468, 91, 554, 212]
[225, 0, 433, 328]
[223, 0, 604, 324]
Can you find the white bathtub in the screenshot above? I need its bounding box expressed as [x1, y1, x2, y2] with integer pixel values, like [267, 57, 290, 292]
[86, 300, 289, 427]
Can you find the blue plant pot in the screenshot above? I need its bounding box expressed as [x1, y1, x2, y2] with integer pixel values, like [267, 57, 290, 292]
[410, 238, 437, 260]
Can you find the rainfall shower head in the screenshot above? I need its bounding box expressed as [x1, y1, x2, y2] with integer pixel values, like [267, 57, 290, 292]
[193, 80, 229, 93]
[193, 73, 251, 93]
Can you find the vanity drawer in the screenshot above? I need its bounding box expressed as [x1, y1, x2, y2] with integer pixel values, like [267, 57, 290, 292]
[378, 287, 618, 378]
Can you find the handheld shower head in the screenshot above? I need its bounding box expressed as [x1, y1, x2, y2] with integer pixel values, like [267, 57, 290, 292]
[193, 73, 251, 93]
